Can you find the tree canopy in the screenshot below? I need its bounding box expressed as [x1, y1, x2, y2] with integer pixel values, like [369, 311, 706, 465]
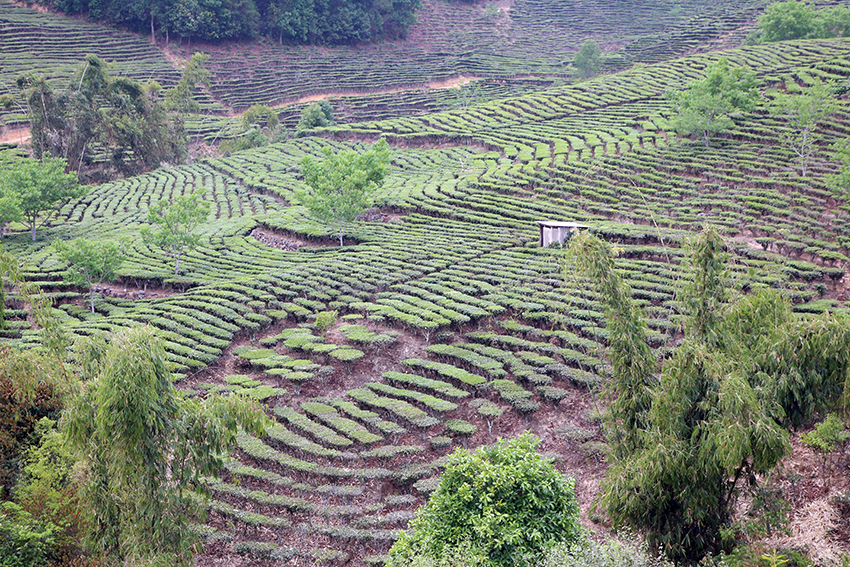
[53, 238, 125, 312]
[769, 78, 839, 176]
[388, 433, 581, 567]
[666, 58, 760, 147]
[14, 54, 197, 180]
[573, 39, 603, 80]
[566, 227, 850, 565]
[140, 191, 211, 275]
[32, 0, 422, 45]
[297, 139, 391, 246]
[0, 152, 86, 241]
[757, 1, 850, 42]
[63, 326, 269, 565]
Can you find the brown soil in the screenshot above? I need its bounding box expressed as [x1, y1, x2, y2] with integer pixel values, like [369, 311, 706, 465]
[0, 127, 31, 146]
[94, 278, 183, 300]
[186, 314, 612, 565]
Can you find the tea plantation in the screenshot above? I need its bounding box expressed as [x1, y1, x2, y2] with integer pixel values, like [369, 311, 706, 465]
[3, 0, 850, 564]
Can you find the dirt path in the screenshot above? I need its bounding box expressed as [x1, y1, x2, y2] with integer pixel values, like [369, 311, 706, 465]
[0, 127, 31, 146]
[265, 74, 482, 110]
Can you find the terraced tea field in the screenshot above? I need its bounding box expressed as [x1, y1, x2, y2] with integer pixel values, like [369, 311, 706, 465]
[5, 33, 850, 562]
[181, 0, 774, 111]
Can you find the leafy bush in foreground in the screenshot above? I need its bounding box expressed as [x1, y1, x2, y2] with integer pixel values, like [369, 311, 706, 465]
[388, 433, 580, 567]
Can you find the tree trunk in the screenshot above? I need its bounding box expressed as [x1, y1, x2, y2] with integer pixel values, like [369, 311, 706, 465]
[338, 222, 344, 247]
[90, 289, 96, 313]
[175, 252, 181, 275]
[31, 218, 37, 241]
[151, 13, 156, 44]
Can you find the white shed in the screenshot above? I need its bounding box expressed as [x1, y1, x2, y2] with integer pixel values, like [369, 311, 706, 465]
[537, 221, 590, 247]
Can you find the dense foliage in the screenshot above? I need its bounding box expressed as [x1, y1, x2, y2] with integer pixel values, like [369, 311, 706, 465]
[26, 0, 421, 45]
[756, 0, 850, 43]
[13, 54, 188, 181]
[63, 326, 269, 565]
[568, 229, 850, 565]
[666, 58, 760, 147]
[0, 153, 86, 242]
[388, 433, 581, 567]
[297, 138, 391, 246]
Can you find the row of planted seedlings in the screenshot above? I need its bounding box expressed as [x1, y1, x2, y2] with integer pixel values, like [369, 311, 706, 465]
[183, 214, 648, 558]
[0, 0, 185, 126]
[193, 218, 771, 559]
[322, 38, 850, 159]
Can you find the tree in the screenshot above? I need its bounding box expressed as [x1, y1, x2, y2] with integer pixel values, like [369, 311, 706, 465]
[666, 58, 760, 147]
[757, 1, 818, 42]
[770, 79, 839, 176]
[297, 139, 391, 246]
[140, 191, 210, 275]
[573, 40, 602, 80]
[53, 238, 125, 312]
[0, 153, 86, 241]
[62, 326, 269, 566]
[164, 52, 211, 114]
[296, 101, 334, 135]
[563, 232, 656, 458]
[17, 54, 190, 180]
[567, 228, 850, 565]
[388, 433, 581, 567]
[0, 174, 23, 238]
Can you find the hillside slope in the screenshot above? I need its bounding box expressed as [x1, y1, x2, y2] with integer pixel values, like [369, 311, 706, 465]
[4, 35, 850, 563]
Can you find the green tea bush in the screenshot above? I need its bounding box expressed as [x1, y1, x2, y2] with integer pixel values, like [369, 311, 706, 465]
[388, 433, 580, 567]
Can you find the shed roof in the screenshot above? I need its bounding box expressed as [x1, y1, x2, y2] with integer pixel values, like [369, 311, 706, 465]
[536, 221, 591, 228]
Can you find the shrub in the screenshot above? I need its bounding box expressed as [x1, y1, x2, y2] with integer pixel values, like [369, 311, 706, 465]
[314, 310, 338, 336]
[388, 433, 580, 567]
[0, 500, 58, 567]
[543, 532, 672, 567]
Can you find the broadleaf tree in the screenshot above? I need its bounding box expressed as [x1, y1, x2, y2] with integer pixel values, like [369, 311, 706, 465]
[0, 153, 86, 241]
[388, 433, 581, 567]
[573, 39, 602, 80]
[566, 227, 850, 565]
[140, 191, 210, 275]
[770, 79, 839, 176]
[53, 238, 125, 312]
[666, 58, 760, 147]
[62, 326, 270, 566]
[297, 138, 391, 246]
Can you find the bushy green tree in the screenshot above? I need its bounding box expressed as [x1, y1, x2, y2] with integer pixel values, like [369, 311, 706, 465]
[53, 238, 125, 312]
[297, 139, 391, 246]
[296, 101, 335, 135]
[388, 433, 581, 567]
[567, 227, 850, 565]
[164, 52, 211, 114]
[573, 40, 602, 80]
[0, 153, 86, 241]
[757, 1, 819, 42]
[0, 500, 59, 567]
[140, 191, 210, 275]
[62, 326, 269, 566]
[666, 58, 760, 147]
[36, 0, 421, 45]
[770, 79, 839, 176]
